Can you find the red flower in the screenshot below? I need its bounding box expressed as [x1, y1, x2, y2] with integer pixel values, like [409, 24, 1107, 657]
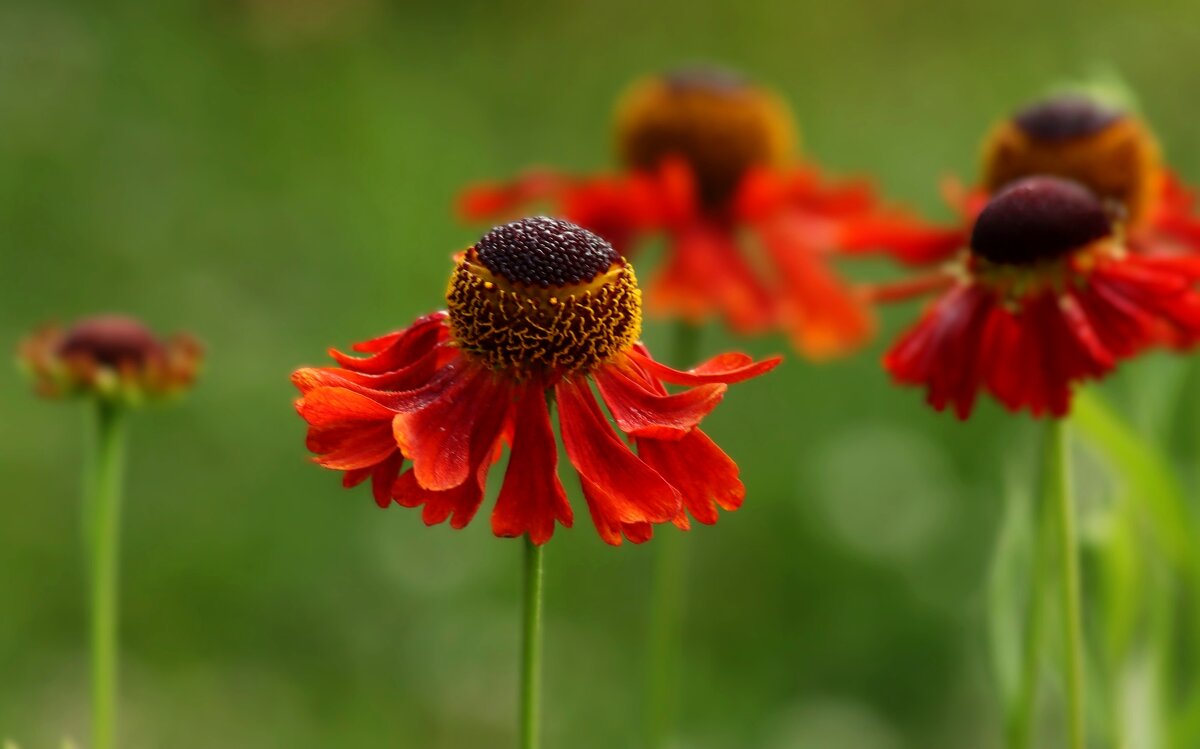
[884, 177, 1200, 419]
[19, 315, 203, 402]
[292, 217, 779, 545]
[458, 66, 959, 359]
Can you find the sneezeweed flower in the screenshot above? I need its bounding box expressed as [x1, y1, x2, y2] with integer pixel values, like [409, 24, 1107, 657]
[881, 92, 1200, 266]
[292, 217, 776, 748]
[17, 314, 202, 749]
[19, 315, 202, 403]
[884, 176, 1200, 418]
[459, 66, 960, 358]
[292, 216, 779, 545]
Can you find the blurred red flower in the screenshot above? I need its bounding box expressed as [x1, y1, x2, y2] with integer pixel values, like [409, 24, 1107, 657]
[458, 66, 959, 359]
[883, 177, 1200, 418]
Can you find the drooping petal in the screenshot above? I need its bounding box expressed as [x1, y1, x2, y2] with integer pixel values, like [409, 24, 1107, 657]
[883, 283, 995, 419]
[579, 476, 655, 546]
[639, 429, 744, 526]
[627, 346, 781, 386]
[756, 212, 874, 358]
[369, 452, 404, 509]
[555, 376, 680, 527]
[295, 386, 395, 426]
[311, 422, 398, 471]
[593, 364, 726, 440]
[492, 384, 574, 545]
[646, 222, 776, 333]
[393, 364, 512, 491]
[392, 468, 487, 529]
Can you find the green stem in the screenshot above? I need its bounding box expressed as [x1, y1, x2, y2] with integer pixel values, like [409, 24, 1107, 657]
[85, 400, 126, 749]
[1009, 477, 1054, 749]
[519, 536, 544, 749]
[1047, 418, 1085, 749]
[645, 321, 701, 749]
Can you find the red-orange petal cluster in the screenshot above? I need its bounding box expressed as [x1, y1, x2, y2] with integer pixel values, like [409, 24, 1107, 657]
[293, 218, 779, 545]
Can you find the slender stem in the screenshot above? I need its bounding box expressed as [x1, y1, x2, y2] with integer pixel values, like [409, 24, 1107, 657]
[645, 321, 701, 749]
[1009, 476, 1054, 749]
[85, 400, 127, 749]
[519, 536, 544, 749]
[1047, 418, 1085, 749]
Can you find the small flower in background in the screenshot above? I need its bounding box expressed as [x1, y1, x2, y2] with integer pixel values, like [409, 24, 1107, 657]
[883, 176, 1200, 418]
[459, 66, 960, 358]
[17, 313, 201, 749]
[292, 216, 778, 545]
[19, 315, 202, 403]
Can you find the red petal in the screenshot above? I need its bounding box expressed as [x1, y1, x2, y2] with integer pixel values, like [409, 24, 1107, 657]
[627, 347, 781, 386]
[883, 283, 995, 419]
[579, 477, 655, 546]
[328, 314, 448, 374]
[393, 365, 513, 491]
[392, 468, 486, 529]
[370, 452, 403, 508]
[646, 223, 776, 333]
[296, 386, 395, 426]
[639, 429, 744, 526]
[555, 377, 680, 528]
[837, 213, 967, 265]
[756, 213, 875, 358]
[312, 422, 398, 470]
[492, 385, 574, 545]
[593, 364, 726, 440]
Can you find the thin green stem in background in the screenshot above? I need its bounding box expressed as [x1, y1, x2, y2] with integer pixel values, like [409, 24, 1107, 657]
[1008, 475, 1054, 749]
[644, 321, 701, 749]
[84, 400, 127, 749]
[519, 536, 544, 749]
[1046, 418, 1085, 749]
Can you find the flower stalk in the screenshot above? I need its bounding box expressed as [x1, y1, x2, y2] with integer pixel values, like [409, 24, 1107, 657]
[84, 399, 127, 749]
[520, 536, 545, 749]
[1045, 418, 1086, 749]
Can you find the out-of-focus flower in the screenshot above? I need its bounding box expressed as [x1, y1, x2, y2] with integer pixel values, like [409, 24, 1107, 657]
[883, 177, 1200, 418]
[292, 217, 779, 544]
[18, 314, 202, 403]
[459, 66, 960, 359]
[879, 93, 1200, 266]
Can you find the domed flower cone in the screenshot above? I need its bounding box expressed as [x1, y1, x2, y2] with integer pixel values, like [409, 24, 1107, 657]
[18, 315, 202, 749]
[458, 66, 960, 359]
[291, 217, 778, 748]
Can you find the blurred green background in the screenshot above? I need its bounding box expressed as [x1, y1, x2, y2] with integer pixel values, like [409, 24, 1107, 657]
[3, 0, 1200, 746]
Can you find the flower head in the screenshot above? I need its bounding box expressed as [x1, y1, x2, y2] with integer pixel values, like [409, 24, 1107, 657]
[19, 315, 202, 403]
[459, 66, 959, 358]
[615, 66, 795, 209]
[982, 94, 1162, 225]
[883, 176, 1200, 418]
[292, 217, 779, 545]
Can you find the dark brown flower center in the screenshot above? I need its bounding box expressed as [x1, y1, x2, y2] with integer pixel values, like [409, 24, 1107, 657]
[971, 177, 1112, 266]
[448, 218, 641, 375]
[615, 66, 795, 209]
[1013, 95, 1124, 141]
[475, 216, 620, 288]
[57, 315, 164, 367]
